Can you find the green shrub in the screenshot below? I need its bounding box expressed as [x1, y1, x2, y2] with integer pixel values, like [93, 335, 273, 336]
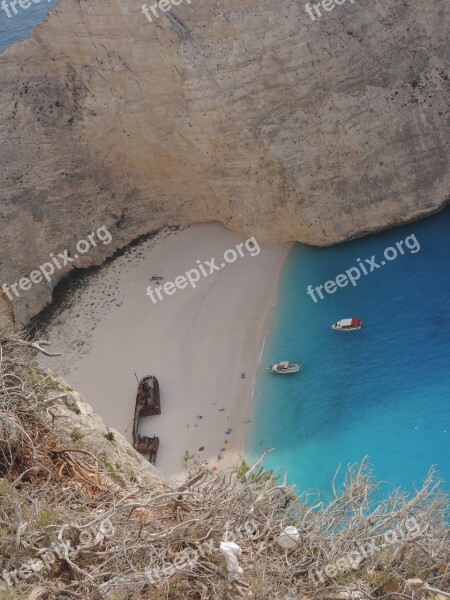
[70, 427, 83, 441]
[234, 460, 275, 484]
[36, 507, 59, 528]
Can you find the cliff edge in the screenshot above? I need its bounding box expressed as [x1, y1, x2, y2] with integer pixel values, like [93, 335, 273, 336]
[0, 321, 448, 599]
[0, 0, 449, 321]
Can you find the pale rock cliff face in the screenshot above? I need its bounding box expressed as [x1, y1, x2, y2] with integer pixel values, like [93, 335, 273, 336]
[51, 388, 165, 488]
[0, 0, 448, 322]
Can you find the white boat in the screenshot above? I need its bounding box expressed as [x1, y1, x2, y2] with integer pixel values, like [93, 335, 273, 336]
[268, 361, 300, 374]
[331, 318, 363, 331]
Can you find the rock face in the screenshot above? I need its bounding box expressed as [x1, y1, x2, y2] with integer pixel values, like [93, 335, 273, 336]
[52, 388, 165, 488]
[0, 0, 448, 322]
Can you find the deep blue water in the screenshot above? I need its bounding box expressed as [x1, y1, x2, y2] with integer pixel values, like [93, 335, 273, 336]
[0, 0, 58, 54]
[247, 207, 450, 496]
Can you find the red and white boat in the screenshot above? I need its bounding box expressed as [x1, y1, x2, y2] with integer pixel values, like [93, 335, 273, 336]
[331, 318, 363, 331]
[268, 361, 300, 374]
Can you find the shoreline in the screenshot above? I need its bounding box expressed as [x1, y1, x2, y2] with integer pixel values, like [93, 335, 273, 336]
[38, 223, 291, 482]
[241, 249, 290, 463]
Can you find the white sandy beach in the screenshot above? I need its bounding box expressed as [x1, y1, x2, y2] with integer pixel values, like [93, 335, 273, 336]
[39, 223, 290, 482]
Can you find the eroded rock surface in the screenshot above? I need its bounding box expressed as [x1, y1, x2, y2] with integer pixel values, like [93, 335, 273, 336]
[0, 0, 448, 321]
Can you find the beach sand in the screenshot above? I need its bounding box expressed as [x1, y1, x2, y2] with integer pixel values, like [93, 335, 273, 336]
[39, 223, 290, 482]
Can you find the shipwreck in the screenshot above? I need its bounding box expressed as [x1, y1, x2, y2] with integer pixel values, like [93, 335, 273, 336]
[132, 375, 161, 465]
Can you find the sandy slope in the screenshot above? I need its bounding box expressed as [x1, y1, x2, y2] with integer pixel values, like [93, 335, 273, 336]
[39, 223, 290, 481]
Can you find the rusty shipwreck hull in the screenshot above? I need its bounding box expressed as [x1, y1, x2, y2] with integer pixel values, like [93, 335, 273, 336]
[134, 435, 160, 465]
[132, 375, 161, 465]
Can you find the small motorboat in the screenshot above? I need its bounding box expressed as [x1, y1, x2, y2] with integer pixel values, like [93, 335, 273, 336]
[331, 318, 363, 331]
[268, 361, 300, 374]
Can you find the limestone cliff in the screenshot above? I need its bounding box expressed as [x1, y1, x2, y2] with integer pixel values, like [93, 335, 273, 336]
[0, 0, 449, 321]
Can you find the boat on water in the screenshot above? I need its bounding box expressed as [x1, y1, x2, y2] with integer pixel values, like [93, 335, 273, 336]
[268, 361, 300, 374]
[331, 318, 363, 331]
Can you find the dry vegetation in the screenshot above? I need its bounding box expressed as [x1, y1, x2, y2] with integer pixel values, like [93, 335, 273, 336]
[0, 319, 448, 600]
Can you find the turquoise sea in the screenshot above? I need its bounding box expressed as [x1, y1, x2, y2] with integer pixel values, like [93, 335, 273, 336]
[247, 207, 450, 496]
[0, 0, 57, 54]
[2, 0, 449, 498]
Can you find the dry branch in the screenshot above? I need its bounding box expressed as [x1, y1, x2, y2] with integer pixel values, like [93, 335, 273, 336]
[0, 324, 448, 600]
